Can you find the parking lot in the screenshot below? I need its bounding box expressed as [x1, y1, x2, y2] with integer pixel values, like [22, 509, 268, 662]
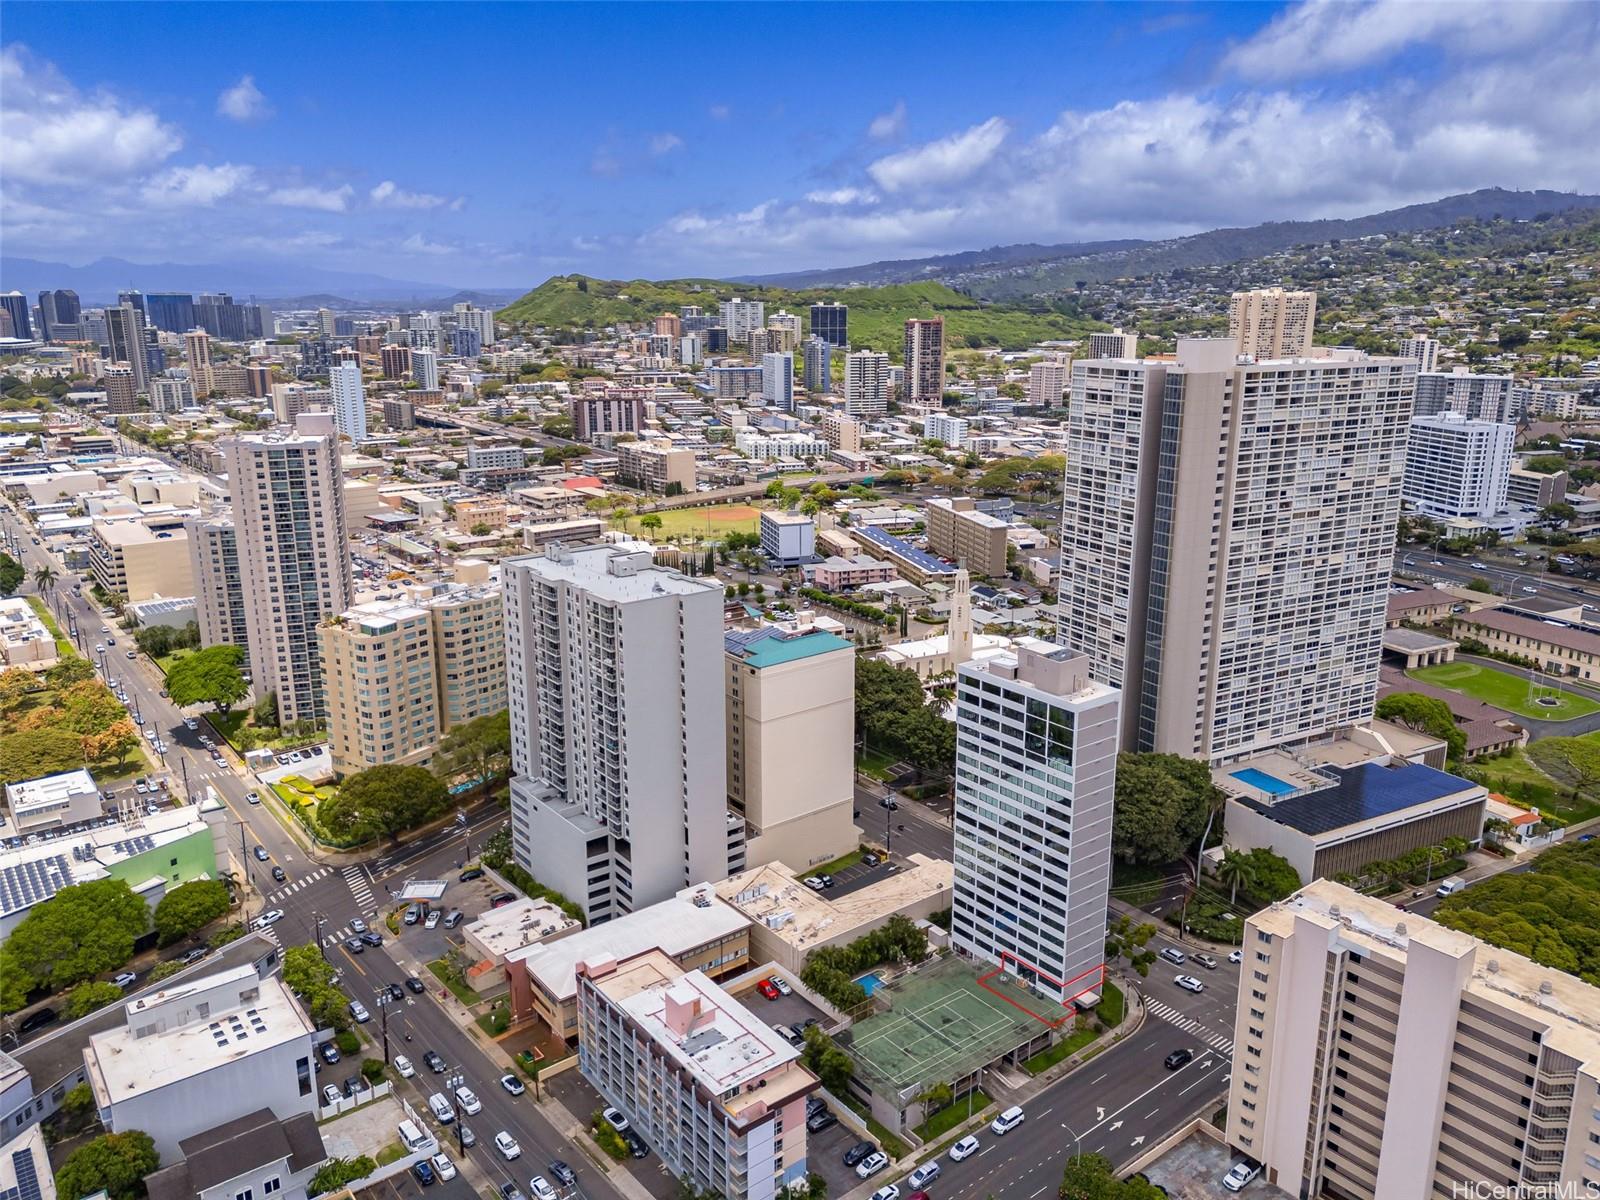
[1138, 1132, 1281, 1198]
[732, 975, 833, 1040]
[807, 1111, 876, 1198]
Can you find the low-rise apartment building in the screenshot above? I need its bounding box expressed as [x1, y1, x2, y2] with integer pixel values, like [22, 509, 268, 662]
[577, 950, 816, 1200]
[1226, 879, 1600, 1199]
[925, 496, 1009, 578]
[1450, 608, 1600, 680]
[810, 554, 897, 591]
[757, 509, 815, 567]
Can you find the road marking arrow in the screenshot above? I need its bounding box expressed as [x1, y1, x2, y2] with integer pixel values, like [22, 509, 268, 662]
[1095, 1106, 1105, 1122]
[1130, 1136, 1145, 1147]
[1109, 1120, 1123, 1132]
[1201, 1060, 1213, 1069]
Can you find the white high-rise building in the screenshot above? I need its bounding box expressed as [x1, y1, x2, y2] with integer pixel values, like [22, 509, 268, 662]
[505, 544, 729, 923]
[411, 346, 439, 392]
[1403, 413, 1514, 520]
[801, 336, 831, 394]
[1085, 328, 1138, 359]
[1400, 333, 1440, 373]
[1057, 338, 1414, 762]
[452, 302, 496, 347]
[217, 413, 353, 724]
[951, 641, 1120, 1005]
[843, 349, 889, 418]
[718, 298, 765, 344]
[923, 412, 968, 447]
[760, 352, 793, 411]
[329, 361, 367, 442]
[1414, 369, 1515, 423]
[1228, 288, 1316, 359]
[1027, 356, 1069, 406]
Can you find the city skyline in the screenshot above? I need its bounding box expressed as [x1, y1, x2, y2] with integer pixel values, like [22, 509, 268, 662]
[3, 1, 1598, 285]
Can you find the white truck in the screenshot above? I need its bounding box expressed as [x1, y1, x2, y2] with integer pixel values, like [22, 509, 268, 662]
[1435, 876, 1467, 898]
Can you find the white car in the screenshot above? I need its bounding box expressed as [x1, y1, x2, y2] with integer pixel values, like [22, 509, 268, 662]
[349, 918, 366, 933]
[394, 1055, 415, 1079]
[529, 1176, 559, 1200]
[425, 910, 441, 930]
[455, 1085, 482, 1115]
[430, 1153, 457, 1181]
[1222, 1160, 1262, 1192]
[601, 1105, 628, 1132]
[349, 1000, 371, 1023]
[854, 1152, 889, 1179]
[183, 718, 197, 731]
[771, 977, 792, 996]
[948, 1135, 980, 1162]
[990, 1105, 1025, 1135]
[802, 875, 826, 891]
[251, 909, 284, 929]
[870, 1187, 899, 1200]
[1175, 974, 1206, 994]
[495, 1131, 522, 1160]
[1228, 950, 1243, 964]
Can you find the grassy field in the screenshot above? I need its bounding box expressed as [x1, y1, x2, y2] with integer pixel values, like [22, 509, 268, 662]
[1408, 661, 1600, 721]
[614, 503, 761, 540]
[25, 597, 75, 658]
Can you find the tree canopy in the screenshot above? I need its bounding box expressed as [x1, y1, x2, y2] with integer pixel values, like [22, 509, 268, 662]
[0, 553, 23, 596]
[283, 944, 354, 1031]
[55, 1131, 160, 1200]
[0, 879, 149, 1010]
[1111, 752, 1222, 866]
[855, 658, 957, 777]
[1057, 1153, 1166, 1199]
[66, 980, 127, 1020]
[0, 726, 84, 779]
[320, 763, 449, 842]
[1375, 692, 1466, 764]
[800, 1026, 855, 1094]
[164, 643, 249, 713]
[154, 879, 231, 945]
[433, 708, 512, 788]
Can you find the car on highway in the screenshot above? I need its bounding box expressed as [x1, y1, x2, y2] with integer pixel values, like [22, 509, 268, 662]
[125, 649, 135, 659]
[405, 975, 426, 994]
[854, 1152, 889, 1179]
[252, 846, 269, 862]
[455, 1085, 482, 1115]
[411, 1159, 436, 1186]
[385, 982, 404, 1002]
[1192, 952, 1218, 970]
[907, 1162, 942, 1189]
[430, 1153, 457, 1182]
[394, 1055, 415, 1078]
[601, 1105, 628, 1131]
[251, 909, 284, 929]
[529, 1176, 558, 1200]
[343, 937, 364, 954]
[548, 1160, 576, 1188]
[1222, 1160, 1262, 1192]
[948, 1135, 980, 1162]
[1470, 561, 1487, 569]
[423, 1050, 446, 1073]
[495, 1131, 522, 1160]
[878, 795, 898, 810]
[1175, 974, 1205, 993]
[757, 979, 781, 1001]
[501, 1073, 526, 1096]
[271, 866, 287, 883]
[990, 1105, 1025, 1135]
[112, 971, 137, 989]
[1164, 1048, 1194, 1070]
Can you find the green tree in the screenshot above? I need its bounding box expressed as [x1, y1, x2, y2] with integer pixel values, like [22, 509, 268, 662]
[55, 1131, 159, 1200]
[153, 879, 231, 945]
[319, 764, 448, 842]
[165, 644, 249, 713]
[1058, 1153, 1121, 1200]
[799, 1026, 855, 1093]
[541, 414, 575, 438]
[47, 656, 96, 687]
[252, 690, 279, 729]
[0, 727, 85, 778]
[61, 1082, 96, 1118]
[308, 1155, 377, 1197]
[0, 552, 24, 596]
[57, 679, 125, 734]
[282, 944, 354, 1031]
[66, 980, 126, 1019]
[1111, 753, 1221, 866]
[639, 513, 663, 537]
[1466, 577, 1495, 593]
[0, 879, 149, 1009]
[32, 564, 57, 593]
[1375, 692, 1466, 764]
[432, 708, 512, 788]
[1215, 849, 1256, 905]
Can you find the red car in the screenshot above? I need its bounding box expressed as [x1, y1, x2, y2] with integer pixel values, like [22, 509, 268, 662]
[756, 979, 781, 1001]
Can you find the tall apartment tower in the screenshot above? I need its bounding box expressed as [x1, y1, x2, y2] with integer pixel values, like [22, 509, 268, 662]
[504, 543, 729, 923]
[718, 298, 765, 344]
[1057, 338, 1414, 762]
[411, 347, 439, 392]
[802, 336, 832, 394]
[760, 352, 794, 411]
[184, 329, 215, 399]
[104, 303, 150, 390]
[1027, 356, 1069, 406]
[1085, 328, 1138, 359]
[0, 292, 32, 340]
[1228, 288, 1316, 358]
[1413, 369, 1515, 423]
[452, 302, 496, 347]
[187, 512, 249, 655]
[1401, 332, 1440, 373]
[903, 317, 945, 404]
[329, 361, 367, 442]
[103, 365, 137, 413]
[844, 349, 890, 418]
[809, 302, 848, 347]
[218, 413, 353, 724]
[1402, 413, 1515, 520]
[1226, 879, 1600, 1199]
[951, 641, 1120, 1005]
[36, 289, 81, 341]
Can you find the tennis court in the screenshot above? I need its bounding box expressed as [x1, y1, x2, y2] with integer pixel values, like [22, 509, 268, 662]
[841, 956, 1073, 1094]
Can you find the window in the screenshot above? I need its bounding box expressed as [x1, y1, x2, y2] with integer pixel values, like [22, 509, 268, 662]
[263, 1180, 281, 1196]
[235, 1191, 253, 1200]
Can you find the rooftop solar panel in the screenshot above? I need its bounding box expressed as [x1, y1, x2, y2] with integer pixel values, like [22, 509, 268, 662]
[1234, 762, 1474, 836]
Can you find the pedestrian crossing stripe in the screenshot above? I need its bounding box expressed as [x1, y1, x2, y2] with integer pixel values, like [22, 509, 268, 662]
[1145, 998, 1234, 1055]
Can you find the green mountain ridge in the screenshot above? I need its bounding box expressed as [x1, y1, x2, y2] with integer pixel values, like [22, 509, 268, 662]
[496, 277, 1101, 356]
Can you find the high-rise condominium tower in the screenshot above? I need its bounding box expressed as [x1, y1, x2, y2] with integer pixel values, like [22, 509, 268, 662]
[844, 350, 889, 417]
[1057, 337, 1414, 762]
[105, 303, 150, 391]
[184, 329, 215, 399]
[330, 361, 367, 442]
[1228, 288, 1317, 358]
[218, 413, 353, 724]
[504, 543, 729, 923]
[808, 302, 848, 347]
[903, 317, 945, 405]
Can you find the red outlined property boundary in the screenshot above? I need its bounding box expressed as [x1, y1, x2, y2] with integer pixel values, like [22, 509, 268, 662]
[975, 953, 1105, 1028]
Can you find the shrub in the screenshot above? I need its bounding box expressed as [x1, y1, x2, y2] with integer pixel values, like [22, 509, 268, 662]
[335, 1030, 361, 1055]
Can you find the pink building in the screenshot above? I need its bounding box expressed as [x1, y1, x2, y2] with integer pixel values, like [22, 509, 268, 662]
[811, 554, 897, 591]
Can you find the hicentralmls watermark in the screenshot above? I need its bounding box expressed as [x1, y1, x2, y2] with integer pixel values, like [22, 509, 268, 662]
[1450, 1183, 1600, 1200]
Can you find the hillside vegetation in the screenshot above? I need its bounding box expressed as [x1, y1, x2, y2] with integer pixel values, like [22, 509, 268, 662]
[497, 277, 1100, 356]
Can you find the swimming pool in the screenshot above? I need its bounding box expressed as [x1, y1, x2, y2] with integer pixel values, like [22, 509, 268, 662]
[1230, 767, 1296, 796]
[857, 972, 885, 996]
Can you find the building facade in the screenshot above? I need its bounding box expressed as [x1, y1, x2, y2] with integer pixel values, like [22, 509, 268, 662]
[757, 509, 815, 566]
[926, 496, 1008, 578]
[1413, 369, 1514, 423]
[572, 389, 647, 440]
[951, 642, 1120, 1005]
[903, 317, 945, 405]
[187, 512, 250, 654]
[802, 337, 832, 394]
[809, 302, 848, 347]
[761, 352, 794, 411]
[1402, 413, 1514, 519]
[329, 361, 367, 443]
[844, 350, 889, 418]
[1228, 288, 1316, 358]
[1027, 357, 1069, 407]
[616, 441, 695, 494]
[1400, 333, 1440, 373]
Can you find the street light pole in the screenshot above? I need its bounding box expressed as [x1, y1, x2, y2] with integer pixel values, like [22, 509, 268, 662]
[375, 991, 390, 1063]
[446, 1071, 467, 1156]
[313, 912, 327, 961]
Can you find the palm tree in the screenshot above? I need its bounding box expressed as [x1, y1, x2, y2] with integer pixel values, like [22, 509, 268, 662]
[32, 564, 56, 594]
[1216, 850, 1257, 905]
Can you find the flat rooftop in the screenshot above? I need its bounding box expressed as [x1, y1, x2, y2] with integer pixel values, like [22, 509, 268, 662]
[854, 525, 959, 576]
[507, 543, 721, 602]
[464, 896, 578, 960]
[714, 855, 953, 952]
[5, 768, 97, 816]
[1222, 760, 1481, 837]
[724, 626, 852, 668]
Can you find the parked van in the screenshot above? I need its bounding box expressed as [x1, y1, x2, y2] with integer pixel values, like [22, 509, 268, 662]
[1436, 876, 1467, 898]
[428, 1092, 455, 1123]
[1158, 947, 1187, 966]
[398, 1120, 436, 1154]
[443, 909, 464, 929]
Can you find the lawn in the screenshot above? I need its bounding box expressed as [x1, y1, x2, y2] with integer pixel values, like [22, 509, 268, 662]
[428, 958, 478, 1006]
[856, 745, 899, 781]
[613, 503, 761, 540]
[812, 848, 864, 876]
[25, 597, 75, 658]
[1023, 1024, 1100, 1075]
[155, 648, 192, 675]
[914, 1092, 990, 1140]
[1408, 661, 1600, 721]
[1110, 861, 1170, 909]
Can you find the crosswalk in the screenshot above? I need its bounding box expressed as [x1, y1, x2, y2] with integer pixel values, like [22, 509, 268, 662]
[343, 864, 376, 912]
[263, 866, 333, 905]
[1145, 997, 1235, 1056]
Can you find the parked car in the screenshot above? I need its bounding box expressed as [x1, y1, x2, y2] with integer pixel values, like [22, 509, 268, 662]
[411, 1160, 436, 1187]
[1222, 1160, 1262, 1192]
[990, 1106, 1026, 1135]
[771, 976, 792, 996]
[428, 1093, 455, 1123]
[807, 1110, 837, 1133]
[803, 875, 826, 892]
[348, 1000, 371, 1024]
[319, 1042, 341, 1065]
[601, 1106, 629, 1132]
[112, 971, 137, 989]
[456, 1085, 482, 1115]
[180, 948, 208, 965]
[245, 792, 260, 805]
[854, 1152, 889, 1179]
[871, 1187, 900, 1200]
[404, 904, 422, 925]
[948, 1136, 980, 1162]
[548, 1160, 576, 1188]
[843, 1143, 876, 1168]
[501, 1073, 526, 1096]
[394, 1054, 415, 1078]
[431, 1153, 458, 1182]
[424, 910, 441, 930]
[460, 867, 485, 882]
[443, 909, 464, 928]
[757, 979, 781, 1001]
[490, 891, 516, 907]
[17, 1008, 56, 1035]
[359, 931, 384, 947]
[458, 1125, 476, 1148]
[322, 1084, 341, 1106]
[1164, 1048, 1194, 1070]
[495, 1132, 522, 1160]
[501, 1186, 526, 1200]
[622, 1131, 648, 1160]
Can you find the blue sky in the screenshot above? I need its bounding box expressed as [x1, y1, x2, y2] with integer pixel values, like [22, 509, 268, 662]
[3, 1, 1598, 288]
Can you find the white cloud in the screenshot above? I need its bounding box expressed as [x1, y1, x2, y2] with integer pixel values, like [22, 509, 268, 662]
[804, 188, 879, 206]
[0, 44, 183, 184]
[141, 163, 255, 207]
[216, 74, 272, 121]
[590, 151, 622, 178]
[1224, 0, 1574, 81]
[369, 180, 454, 209]
[708, 104, 731, 121]
[267, 184, 353, 212]
[867, 100, 907, 141]
[400, 233, 454, 256]
[648, 132, 684, 156]
[868, 117, 1009, 193]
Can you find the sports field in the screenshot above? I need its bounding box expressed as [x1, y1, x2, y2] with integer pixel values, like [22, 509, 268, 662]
[1408, 661, 1600, 721]
[841, 957, 1075, 1095]
[615, 503, 761, 539]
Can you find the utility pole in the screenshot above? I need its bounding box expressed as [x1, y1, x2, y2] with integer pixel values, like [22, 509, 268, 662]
[884, 790, 893, 854]
[375, 991, 390, 1063]
[313, 912, 327, 961]
[446, 1070, 467, 1155]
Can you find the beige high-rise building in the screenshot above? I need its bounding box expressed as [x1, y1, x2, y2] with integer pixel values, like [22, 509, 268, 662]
[724, 626, 857, 872]
[1027, 356, 1069, 406]
[820, 412, 861, 453]
[103, 364, 137, 414]
[1057, 338, 1414, 761]
[615, 440, 695, 495]
[426, 564, 506, 729]
[88, 518, 193, 602]
[218, 412, 353, 725]
[925, 496, 1009, 578]
[903, 317, 945, 404]
[1227, 879, 1600, 1200]
[184, 329, 214, 399]
[1228, 287, 1317, 358]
